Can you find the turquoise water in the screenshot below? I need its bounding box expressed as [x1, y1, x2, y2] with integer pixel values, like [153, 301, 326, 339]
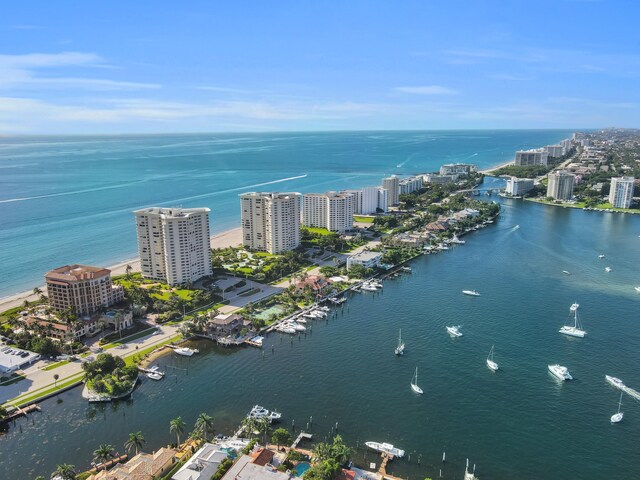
[1, 182, 639, 480]
[0, 130, 573, 297]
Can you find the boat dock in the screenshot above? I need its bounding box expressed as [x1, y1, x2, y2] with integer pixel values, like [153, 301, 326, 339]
[87, 454, 128, 473]
[1, 403, 41, 423]
[376, 453, 405, 480]
[291, 432, 312, 449]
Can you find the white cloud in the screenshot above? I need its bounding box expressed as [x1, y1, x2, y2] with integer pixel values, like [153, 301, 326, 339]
[0, 52, 160, 91]
[395, 85, 459, 95]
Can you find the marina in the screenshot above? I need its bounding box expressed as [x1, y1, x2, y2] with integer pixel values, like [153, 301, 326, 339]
[2, 191, 640, 480]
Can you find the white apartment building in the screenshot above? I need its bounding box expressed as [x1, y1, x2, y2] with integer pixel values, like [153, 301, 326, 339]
[240, 192, 301, 254]
[346, 251, 383, 270]
[45, 265, 124, 316]
[382, 175, 400, 207]
[439, 163, 476, 176]
[399, 176, 423, 195]
[515, 149, 549, 166]
[544, 145, 564, 158]
[609, 177, 635, 208]
[133, 207, 212, 286]
[505, 177, 535, 196]
[377, 188, 388, 213]
[341, 186, 380, 215]
[302, 192, 355, 233]
[423, 174, 456, 184]
[546, 171, 575, 201]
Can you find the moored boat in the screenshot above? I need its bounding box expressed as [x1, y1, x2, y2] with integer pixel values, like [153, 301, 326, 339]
[174, 347, 198, 357]
[462, 290, 480, 296]
[486, 345, 498, 371]
[548, 364, 572, 381]
[364, 441, 405, 458]
[446, 325, 463, 337]
[559, 302, 586, 338]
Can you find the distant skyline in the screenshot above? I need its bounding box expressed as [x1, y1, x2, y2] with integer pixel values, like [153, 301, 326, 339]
[1, 1, 639, 134]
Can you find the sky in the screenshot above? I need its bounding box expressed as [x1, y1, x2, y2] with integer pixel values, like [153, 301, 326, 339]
[1, 0, 639, 134]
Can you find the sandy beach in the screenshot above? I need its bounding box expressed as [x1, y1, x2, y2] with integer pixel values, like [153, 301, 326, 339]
[0, 227, 243, 313]
[479, 160, 515, 175]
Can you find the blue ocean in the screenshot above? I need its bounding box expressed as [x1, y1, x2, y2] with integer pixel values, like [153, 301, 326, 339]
[0, 130, 572, 297]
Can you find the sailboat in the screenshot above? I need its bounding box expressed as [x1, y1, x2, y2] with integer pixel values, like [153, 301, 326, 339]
[611, 392, 624, 424]
[559, 302, 586, 338]
[486, 345, 499, 371]
[395, 329, 405, 356]
[410, 367, 423, 394]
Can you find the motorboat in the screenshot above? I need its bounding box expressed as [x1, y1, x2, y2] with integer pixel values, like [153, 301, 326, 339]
[599, 254, 605, 259]
[450, 234, 466, 244]
[364, 442, 405, 458]
[147, 372, 164, 381]
[395, 329, 405, 356]
[562, 270, 571, 275]
[295, 317, 307, 324]
[462, 290, 480, 296]
[559, 302, 586, 338]
[319, 306, 330, 312]
[174, 347, 198, 357]
[360, 283, 378, 292]
[548, 364, 573, 381]
[605, 375, 626, 390]
[291, 322, 306, 332]
[410, 367, 423, 394]
[605, 267, 612, 272]
[303, 312, 319, 319]
[486, 345, 499, 371]
[611, 392, 624, 424]
[635, 286, 640, 293]
[248, 405, 269, 418]
[446, 325, 463, 337]
[369, 280, 383, 289]
[268, 411, 282, 422]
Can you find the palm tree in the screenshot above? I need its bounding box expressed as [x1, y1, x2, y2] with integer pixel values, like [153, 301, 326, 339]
[93, 444, 114, 464]
[256, 416, 271, 444]
[53, 374, 59, 387]
[124, 431, 146, 455]
[169, 416, 186, 446]
[241, 416, 259, 439]
[33, 287, 43, 296]
[125, 264, 133, 279]
[50, 464, 76, 480]
[194, 413, 215, 441]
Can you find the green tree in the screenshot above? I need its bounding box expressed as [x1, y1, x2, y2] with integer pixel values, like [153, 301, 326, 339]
[53, 373, 59, 387]
[93, 444, 114, 464]
[50, 464, 77, 480]
[124, 431, 146, 456]
[194, 413, 215, 441]
[170, 416, 186, 446]
[241, 416, 259, 439]
[271, 428, 292, 449]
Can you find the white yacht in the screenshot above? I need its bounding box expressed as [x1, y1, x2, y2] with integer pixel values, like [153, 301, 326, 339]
[369, 280, 383, 289]
[360, 283, 378, 292]
[248, 405, 269, 418]
[486, 345, 498, 371]
[268, 411, 282, 422]
[548, 364, 573, 381]
[147, 371, 164, 381]
[446, 325, 463, 337]
[605, 375, 626, 391]
[291, 322, 306, 332]
[410, 367, 423, 394]
[364, 442, 405, 458]
[599, 254, 606, 259]
[462, 290, 480, 296]
[174, 347, 198, 357]
[395, 329, 405, 356]
[295, 317, 307, 324]
[611, 392, 624, 424]
[562, 270, 571, 275]
[450, 234, 466, 244]
[559, 302, 586, 338]
[605, 267, 612, 272]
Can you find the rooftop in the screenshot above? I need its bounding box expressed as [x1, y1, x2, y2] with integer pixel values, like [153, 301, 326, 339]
[172, 443, 228, 480]
[0, 346, 40, 373]
[45, 264, 111, 282]
[348, 251, 383, 261]
[133, 207, 211, 218]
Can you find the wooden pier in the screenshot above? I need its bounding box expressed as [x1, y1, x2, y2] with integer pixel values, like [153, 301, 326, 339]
[1, 403, 41, 423]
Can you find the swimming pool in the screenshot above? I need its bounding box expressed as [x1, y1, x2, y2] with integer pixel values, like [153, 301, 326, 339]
[295, 462, 311, 476]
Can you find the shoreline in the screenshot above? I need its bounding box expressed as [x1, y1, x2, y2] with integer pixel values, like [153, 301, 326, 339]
[0, 227, 243, 313]
[479, 159, 514, 175]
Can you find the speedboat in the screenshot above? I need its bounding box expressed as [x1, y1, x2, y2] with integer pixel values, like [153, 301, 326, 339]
[268, 411, 282, 422]
[599, 254, 605, 259]
[605, 375, 626, 390]
[462, 290, 480, 296]
[295, 317, 307, 324]
[360, 283, 378, 292]
[635, 286, 640, 293]
[248, 405, 269, 418]
[605, 267, 612, 272]
[364, 442, 405, 458]
[446, 325, 463, 337]
[147, 372, 164, 381]
[291, 322, 306, 332]
[548, 364, 572, 381]
[303, 312, 318, 319]
[174, 347, 197, 357]
[562, 270, 571, 275]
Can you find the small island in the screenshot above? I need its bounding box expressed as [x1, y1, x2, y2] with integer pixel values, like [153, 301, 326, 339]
[81, 353, 139, 402]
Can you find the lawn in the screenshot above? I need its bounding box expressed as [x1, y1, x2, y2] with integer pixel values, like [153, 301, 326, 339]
[304, 226, 334, 236]
[124, 334, 183, 366]
[354, 215, 374, 223]
[42, 359, 71, 371]
[103, 327, 157, 349]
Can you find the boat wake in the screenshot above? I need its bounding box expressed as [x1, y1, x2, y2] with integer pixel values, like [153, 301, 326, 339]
[0, 179, 148, 204]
